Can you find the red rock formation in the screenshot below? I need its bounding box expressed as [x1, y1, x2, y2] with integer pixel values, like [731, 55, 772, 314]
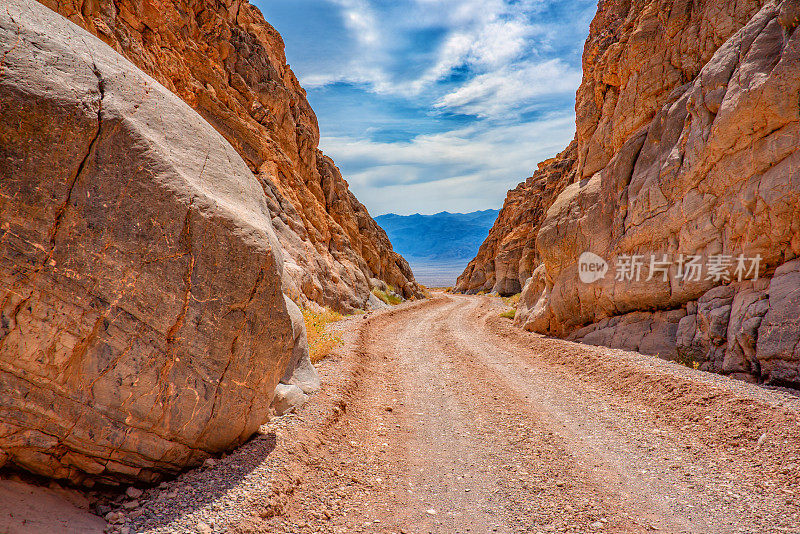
[462, 0, 800, 387]
[0, 0, 419, 486]
[456, 142, 576, 295]
[40, 0, 419, 313]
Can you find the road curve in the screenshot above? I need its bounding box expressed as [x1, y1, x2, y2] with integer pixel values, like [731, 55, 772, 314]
[132, 293, 800, 534]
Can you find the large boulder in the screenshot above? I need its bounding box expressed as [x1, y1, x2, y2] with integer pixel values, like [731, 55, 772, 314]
[756, 259, 800, 385]
[0, 0, 303, 484]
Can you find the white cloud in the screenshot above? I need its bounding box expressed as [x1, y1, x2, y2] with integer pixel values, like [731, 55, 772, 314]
[321, 113, 577, 214]
[400, 16, 533, 97]
[304, 0, 559, 103]
[435, 59, 581, 117]
[332, 0, 381, 46]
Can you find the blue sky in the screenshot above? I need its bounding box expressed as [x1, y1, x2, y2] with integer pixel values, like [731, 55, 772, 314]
[255, 0, 596, 215]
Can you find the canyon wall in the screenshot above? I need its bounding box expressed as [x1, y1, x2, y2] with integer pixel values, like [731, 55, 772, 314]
[456, 142, 577, 295]
[460, 0, 800, 387]
[0, 0, 304, 484]
[40, 0, 419, 313]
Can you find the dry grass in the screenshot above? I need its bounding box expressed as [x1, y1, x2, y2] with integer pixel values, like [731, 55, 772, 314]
[372, 288, 402, 306]
[302, 307, 344, 363]
[499, 308, 516, 319]
[502, 293, 521, 307]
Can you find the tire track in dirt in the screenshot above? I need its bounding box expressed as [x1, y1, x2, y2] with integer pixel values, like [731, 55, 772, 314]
[432, 296, 708, 533]
[136, 293, 799, 534]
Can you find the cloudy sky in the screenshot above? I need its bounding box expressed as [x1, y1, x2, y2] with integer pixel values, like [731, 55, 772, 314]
[255, 0, 596, 215]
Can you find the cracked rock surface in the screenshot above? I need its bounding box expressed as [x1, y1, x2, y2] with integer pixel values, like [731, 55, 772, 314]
[0, 0, 301, 484]
[459, 0, 800, 387]
[39, 0, 420, 312]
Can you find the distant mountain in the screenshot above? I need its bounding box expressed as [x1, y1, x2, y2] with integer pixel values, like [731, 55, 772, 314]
[375, 210, 500, 262]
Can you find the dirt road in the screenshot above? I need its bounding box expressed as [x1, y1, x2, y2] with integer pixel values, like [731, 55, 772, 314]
[129, 293, 800, 534]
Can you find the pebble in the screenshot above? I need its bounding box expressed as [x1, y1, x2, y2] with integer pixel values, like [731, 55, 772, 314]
[125, 487, 143, 499]
[426, 509, 437, 515]
[196, 521, 212, 534]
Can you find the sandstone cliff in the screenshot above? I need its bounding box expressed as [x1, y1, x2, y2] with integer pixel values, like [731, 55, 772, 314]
[456, 142, 577, 295]
[0, 0, 306, 484]
[460, 0, 800, 387]
[40, 0, 419, 313]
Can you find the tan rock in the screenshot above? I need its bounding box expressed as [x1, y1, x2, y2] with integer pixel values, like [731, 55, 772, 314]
[757, 259, 800, 385]
[567, 309, 686, 360]
[574, 0, 765, 181]
[0, 0, 299, 483]
[513, 265, 553, 333]
[723, 281, 769, 376]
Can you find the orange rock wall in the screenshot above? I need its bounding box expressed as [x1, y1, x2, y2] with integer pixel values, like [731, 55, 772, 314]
[41, 0, 419, 312]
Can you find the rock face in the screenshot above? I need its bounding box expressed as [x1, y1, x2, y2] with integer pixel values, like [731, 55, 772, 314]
[0, 0, 301, 484]
[464, 0, 800, 387]
[456, 142, 577, 295]
[39, 0, 419, 313]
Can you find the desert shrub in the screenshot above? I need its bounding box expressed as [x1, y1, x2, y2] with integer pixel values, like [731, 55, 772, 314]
[502, 293, 521, 307]
[302, 307, 343, 363]
[675, 352, 702, 371]
[499, 308, 516, 319]
[372, 288, 402, 305]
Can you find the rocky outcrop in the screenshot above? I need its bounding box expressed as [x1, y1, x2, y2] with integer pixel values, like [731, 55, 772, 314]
[271, 298, 319, 416]
[455, 142, 577, 295]
[39, 0, 419, 313]
[0, 0, 302, 484]
[468, 0, 800, 387]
